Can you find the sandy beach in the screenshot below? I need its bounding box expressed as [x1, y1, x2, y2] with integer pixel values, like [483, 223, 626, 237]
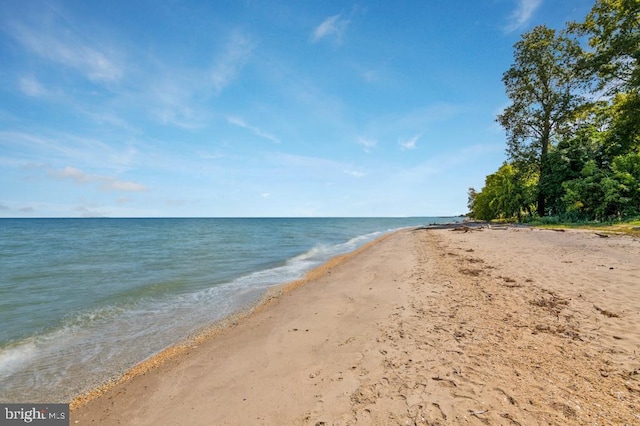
[71, 226, 640, 425]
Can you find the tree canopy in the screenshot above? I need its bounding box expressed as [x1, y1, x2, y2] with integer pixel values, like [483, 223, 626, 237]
[497, 25, 586, 216]
[469, 0, 640, 222]
[571, 0, 640, 94]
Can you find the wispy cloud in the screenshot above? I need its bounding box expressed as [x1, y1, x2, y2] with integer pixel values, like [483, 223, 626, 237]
[75, 204, 106, 218]
[151, 103, 206, 130]
[48, 166, 146, 192]
[7, 21, 123, 83]
[343, 170, 367, 178]
[356, 136, 377, 153]
[18, 76, 47, 97]
[1, 130, 138, 172]
[399, 134, 420, 150]
[267, 153, 356, 177]
[311, 14, 350, 44]
[504, 0, 542, 33]
[226, 116, 281, 144]
[211, 31, 254, 93]
[124, 30, 253, 129]
[361, 69, 380, 83]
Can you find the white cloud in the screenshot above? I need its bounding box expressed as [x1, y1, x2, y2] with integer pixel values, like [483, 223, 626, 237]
[399, 134, 420, 150]
[211, 31, 254, 93]
[361, 69, 379, 83]
[0, 130, 138, 172]
[504, 0, 542, 33]
[356, 136, 377, 152]
[18, 76, 46, 97]
[226, 116, 281, 144]
[8, 21, 123, 82]
[75, 205, 106, 218]
[48, 166, 146, 192]
[343, 170, 367, 178]
[136, 68, 213, 129]
[50, 166, 94, 184]
[101, 180, 146, 192]
[311, 14, 350, 44]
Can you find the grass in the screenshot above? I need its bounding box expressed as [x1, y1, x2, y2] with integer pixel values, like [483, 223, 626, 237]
[467, 214, 640, 236]
[530, 218, 640, 236]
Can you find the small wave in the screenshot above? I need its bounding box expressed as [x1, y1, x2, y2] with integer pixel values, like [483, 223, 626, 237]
[0, 340, 38, 378]
[226, 229, 390, 292]
[0, 221, 413, 402]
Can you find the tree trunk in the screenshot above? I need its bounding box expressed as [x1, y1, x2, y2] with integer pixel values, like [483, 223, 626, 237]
[537, 128, 551, 217]
[537, 193, 546, 217]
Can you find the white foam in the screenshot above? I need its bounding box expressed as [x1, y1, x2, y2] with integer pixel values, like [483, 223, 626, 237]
[0, 340, 38, 378]
[0, 225, 406, 402]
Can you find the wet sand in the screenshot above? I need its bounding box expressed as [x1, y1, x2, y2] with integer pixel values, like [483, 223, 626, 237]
[71, 227, 640, 425]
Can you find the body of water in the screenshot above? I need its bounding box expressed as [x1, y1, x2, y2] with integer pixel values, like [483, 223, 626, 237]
[0, 217, 458, 402]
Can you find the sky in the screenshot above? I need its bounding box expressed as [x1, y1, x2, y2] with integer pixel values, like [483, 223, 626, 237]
[0, 0, 595, 218]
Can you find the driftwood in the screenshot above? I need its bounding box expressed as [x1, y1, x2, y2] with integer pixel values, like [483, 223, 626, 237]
[414, 221, 486, 232]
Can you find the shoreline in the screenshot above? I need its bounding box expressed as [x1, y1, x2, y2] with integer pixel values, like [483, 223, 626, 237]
[69, 230, 398, 411]
[71, 227, 640, 425]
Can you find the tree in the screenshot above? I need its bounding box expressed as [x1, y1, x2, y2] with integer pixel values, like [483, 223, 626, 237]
[562, 149, 640, 220]
[610, 150, 640, 216]
[600, 93, 640, 162]
[467, 187, 478, 214]
[468, 163, 536, 221]
[540, 125, 601, 215]
[571, 0, 640, 94]
[562, 160, 608, 220]
[497, 25, 586, 216]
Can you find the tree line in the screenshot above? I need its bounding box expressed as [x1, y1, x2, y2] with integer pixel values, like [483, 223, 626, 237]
[468, 0, 639, 222]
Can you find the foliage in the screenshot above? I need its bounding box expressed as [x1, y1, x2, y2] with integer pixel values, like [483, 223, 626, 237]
[600, 93, 640, 161]
[570, 0, 640, 94]
[527, 216, 640, 236]
[477, 1, 640, 223]
[468, 163, 536, 220]
[497, 25, 586, 216]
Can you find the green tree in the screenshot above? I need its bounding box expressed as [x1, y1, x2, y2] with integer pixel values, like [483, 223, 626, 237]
[571, 0, 640, 94]
[562, 160, 608, 220]
[540, 125, 601, 215]
[468, 163, 536, 220]
[610, 150, 640, 216]
[497, 25, 586, 216]
[599, 93, 640, 162]
[562, 150, 640, 220]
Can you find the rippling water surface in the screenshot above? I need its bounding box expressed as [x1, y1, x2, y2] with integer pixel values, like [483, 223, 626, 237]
[0, 217, 458, 402]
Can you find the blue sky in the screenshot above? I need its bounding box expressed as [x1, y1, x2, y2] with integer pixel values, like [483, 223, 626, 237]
[0, 0, 594, 217]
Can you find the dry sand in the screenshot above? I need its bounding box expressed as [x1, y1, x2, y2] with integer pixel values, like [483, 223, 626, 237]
[71, 226, 640, 425]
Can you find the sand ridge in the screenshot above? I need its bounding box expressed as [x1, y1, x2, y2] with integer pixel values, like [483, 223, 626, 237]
[71, 227, 640, 425]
